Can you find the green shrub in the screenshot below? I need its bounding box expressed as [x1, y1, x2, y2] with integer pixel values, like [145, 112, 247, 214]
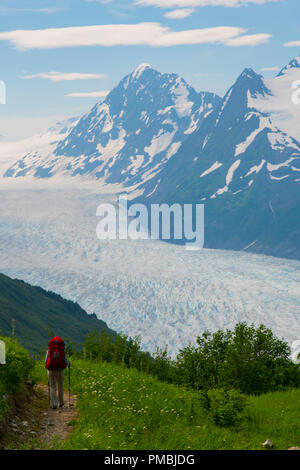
[205, 389, 248, 427]
[83, 330, 152, 371]
[175, 323, 300, 394]
[0, 380, 8, 422]
[0, 336, 34, 422]
[151, 347, 175, 383]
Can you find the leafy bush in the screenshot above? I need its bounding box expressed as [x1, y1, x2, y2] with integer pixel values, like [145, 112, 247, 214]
[175, 323, 300, 394]
[151, 347, 175, 383]
[84, 330, 152, 371]
[0, 380, 8, 422]
[203, 389, 248, 427]
[0, 336, 34, 422]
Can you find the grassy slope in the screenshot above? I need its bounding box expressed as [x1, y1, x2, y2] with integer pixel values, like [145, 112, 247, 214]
[35, 360, 300, 450]
[0, 273, 116, 353]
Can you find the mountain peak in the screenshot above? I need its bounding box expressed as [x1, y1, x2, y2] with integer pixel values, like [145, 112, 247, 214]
[212, 67, 269, 126]
[131, 63, 153, 80]
[239, 68, 261, 80]
[232, 67, 269, 99]
[277, 55, 300, 77]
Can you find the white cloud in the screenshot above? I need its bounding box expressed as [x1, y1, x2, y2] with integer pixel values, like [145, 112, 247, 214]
[135, 0, 279, 7]
[30, 8, 67, 13]
[0, 6, 67, 14]
[0, 115, 70, 141]
[164, 8, 195, 18]
[85, 0, 114, 3]
[261, 66, 280, 72]
[0, 23, 271, 49]
[224, 33, 271, 46]
[66, 91, 110, 97]
[21, 71, 108, 81]
[284, 40, 300, 47]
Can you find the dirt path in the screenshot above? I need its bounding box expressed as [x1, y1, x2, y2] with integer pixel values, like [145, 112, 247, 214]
[37, 384, 78, 446]
[0, 383, 78, 450]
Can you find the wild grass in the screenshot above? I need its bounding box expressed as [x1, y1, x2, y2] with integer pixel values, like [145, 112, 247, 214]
[34, 359, 300, 450]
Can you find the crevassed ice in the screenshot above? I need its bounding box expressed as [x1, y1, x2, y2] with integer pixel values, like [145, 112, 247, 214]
[0, 187, 299, 357]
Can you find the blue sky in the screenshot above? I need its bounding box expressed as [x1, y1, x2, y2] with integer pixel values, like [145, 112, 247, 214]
[0, 0, 299, 140]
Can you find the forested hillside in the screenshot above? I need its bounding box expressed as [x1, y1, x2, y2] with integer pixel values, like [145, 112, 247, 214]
[0, 272, 116, 353]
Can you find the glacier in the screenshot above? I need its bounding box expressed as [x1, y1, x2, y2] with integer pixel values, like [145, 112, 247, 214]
[0, 185, 299, 357]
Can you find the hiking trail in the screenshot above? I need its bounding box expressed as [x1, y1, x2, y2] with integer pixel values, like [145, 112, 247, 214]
[0, 383, 78, 449]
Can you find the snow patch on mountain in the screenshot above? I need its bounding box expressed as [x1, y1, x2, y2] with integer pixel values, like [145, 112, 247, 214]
[172, 78, 194, 118]
[249, 63, 300, 142]
[200, 161, 222, 178]
[268, 132, 300, 152]
[144, 130, 176, 159]
[245, 160, 265, 177]
[235, 115, 268, 157]
[96, 129, 127, 167]
[267, 157, 297, 172]
[215, 88, 232, 126]
[132, 63, 152, 80]
[269, 174, 290, 180]
[226, 159, 241, 185]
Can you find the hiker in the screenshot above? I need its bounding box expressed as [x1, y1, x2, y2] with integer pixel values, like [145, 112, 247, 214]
[45, 336, 70, 410]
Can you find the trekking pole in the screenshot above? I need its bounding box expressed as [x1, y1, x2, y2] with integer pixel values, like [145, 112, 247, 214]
[47, 375, 50, 407]
[68, 363, 71, 408]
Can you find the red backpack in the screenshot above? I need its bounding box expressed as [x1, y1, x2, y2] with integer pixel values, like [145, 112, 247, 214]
[45, 336, 67, 370]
